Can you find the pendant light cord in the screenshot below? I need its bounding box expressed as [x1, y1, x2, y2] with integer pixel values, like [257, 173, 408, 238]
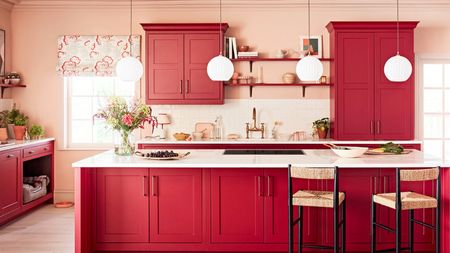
[130, 0, 133, 56]
[219, 0, 223, 55]
[307, 0, 311, 56]
[396, 0, 399, 55]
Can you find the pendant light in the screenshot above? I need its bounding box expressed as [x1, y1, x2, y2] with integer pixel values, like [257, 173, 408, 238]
[383, 0, 412, 82]
[296, 0, 323, 82]
[207, 0, 234, 81]
[116, 0, 144, 82]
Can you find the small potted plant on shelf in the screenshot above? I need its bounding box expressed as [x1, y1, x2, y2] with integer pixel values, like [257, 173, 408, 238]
[0, 110, 9, 141]
[29, 124, 44, 140]
[312, 117, 330, 139]
[11, 110, 28, 140]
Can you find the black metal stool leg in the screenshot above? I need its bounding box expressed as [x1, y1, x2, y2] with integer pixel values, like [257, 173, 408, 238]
[334, 202, 339, 252]
[371, 195, 376, 253]
[409, 210, 414, 253]
[288, 166, 293, 253]
[298, 206, 303, 253]
[395, 202, 401, 253]
[436, 167, 441, 253]
[342, 199, 346, 253]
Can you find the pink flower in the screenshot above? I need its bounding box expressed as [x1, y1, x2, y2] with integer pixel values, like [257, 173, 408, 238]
[122, 114, 133, 126]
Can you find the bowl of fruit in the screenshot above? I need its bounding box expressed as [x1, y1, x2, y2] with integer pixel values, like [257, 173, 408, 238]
[135, 150, 190, 160]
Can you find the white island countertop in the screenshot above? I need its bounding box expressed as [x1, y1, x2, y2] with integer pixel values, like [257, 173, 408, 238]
[73, 149, 448, 169]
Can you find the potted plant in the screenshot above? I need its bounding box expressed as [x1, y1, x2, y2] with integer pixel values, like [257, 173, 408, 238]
[0, 110, 8, 141]
[6, 107, 19, 139]
[29, 124, 45, 140]
[12, 112, 28, 140]
[313, 117, 330, 139]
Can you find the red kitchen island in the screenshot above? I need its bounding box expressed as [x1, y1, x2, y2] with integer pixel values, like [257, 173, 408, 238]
[73, 148, 448, 253]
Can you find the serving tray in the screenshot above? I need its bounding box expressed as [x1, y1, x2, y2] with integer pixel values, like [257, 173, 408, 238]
[135, 151, 191, 160]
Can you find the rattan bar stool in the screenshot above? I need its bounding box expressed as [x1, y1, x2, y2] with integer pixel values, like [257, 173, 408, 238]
[288, 165, 346, 253]
[371, 167, 441, 253]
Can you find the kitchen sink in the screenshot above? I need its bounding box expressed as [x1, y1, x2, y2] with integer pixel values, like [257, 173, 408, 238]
[223, 149, 305, 155]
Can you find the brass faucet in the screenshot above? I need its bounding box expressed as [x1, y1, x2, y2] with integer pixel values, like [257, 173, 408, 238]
[246, 107, 265, 139]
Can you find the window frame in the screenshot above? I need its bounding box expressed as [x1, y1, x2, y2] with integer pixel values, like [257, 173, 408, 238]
[63, 76, 141, 150]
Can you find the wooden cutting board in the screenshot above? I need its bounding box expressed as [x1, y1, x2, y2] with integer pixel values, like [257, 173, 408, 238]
[195, 122, 214, 139]
[365, 149, 413, 155]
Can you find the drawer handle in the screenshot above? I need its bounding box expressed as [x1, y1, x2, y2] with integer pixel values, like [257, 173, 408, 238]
[7, 154, 15, 158]
[28, 150, 35, 154]
[44, 147, 49, 151]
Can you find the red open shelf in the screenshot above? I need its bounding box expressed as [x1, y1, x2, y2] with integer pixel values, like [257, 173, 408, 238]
[226, 83, 333, 97]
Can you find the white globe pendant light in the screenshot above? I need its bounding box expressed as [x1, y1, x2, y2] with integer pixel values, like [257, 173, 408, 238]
[383, 0, 412, 82]
[207, 0, 234, 81]
[116, 0, 143, 82]
[296, 0, 323, 82]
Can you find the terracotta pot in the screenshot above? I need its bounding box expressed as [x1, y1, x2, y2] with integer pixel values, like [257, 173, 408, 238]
[13, 125, 26, 140]
[0, 128, 7, 141]
[317, 127, 328, 139]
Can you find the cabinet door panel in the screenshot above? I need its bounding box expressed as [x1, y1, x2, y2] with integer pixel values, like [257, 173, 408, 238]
[184, 34, 222, 100]
[337, 33, 375, 140]
[96, 168, 149, 243]
[0, 150, 21, 217]
[211, 169, 264, 243]
[149, 169, 202, 243]
[147, 34, 184, 101]
[374, 32, 414, 140]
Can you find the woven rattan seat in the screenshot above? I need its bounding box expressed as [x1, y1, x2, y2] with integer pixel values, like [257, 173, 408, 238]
[373, 191, 437, 210]
[293, 190, 345, 208]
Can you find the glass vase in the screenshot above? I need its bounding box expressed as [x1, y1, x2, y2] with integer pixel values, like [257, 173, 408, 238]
[115, 131, 135, 156]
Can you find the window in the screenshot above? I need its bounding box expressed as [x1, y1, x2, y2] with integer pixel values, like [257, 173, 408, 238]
[64, 77, 138, 149]
[419, 58, 450, 161]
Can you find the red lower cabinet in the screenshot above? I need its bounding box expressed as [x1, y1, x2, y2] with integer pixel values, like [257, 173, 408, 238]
[0, 150, 21, 218]
[211, 168, 264, 243]
[96, 168, 149, 243]
[149, 168, 202, 243]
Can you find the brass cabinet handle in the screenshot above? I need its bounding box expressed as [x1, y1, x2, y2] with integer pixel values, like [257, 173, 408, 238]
[28, 150, 35, 154]
[267, 176, 272, 197]
[370, 121, 374, 134]
[376, 121, 381, 134]
[257, 176, 262, 197]
[180, 80, 183, 94]
[374, 177, 377, 194]
[43, 147, 49, 151]
[186, 80, 190, 93]
[384, 176, 387, 193]
[143, 176, 148, 197]
[7, 154, 15, 158]
[152, 176, 158, 197]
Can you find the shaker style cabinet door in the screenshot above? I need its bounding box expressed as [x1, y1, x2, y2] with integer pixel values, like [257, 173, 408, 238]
[336, 33, 375, 140]
[211, 169, 264, 243]
[0, 150, 21, 218]
[146, 34, 184, 102]
[96, 168, 149, 243]
[149, 168, 202, 243]
[374, 32, 414, 140]
[184, 34, 223, 101]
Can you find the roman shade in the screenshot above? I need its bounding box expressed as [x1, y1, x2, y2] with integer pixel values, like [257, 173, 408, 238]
[56, 35, 141, 77]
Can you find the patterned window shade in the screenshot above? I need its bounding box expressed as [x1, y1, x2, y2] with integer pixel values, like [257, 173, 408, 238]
[57, 35, 141, 77]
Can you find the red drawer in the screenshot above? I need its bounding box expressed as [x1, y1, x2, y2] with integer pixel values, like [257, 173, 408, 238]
[23, 143, 52, 158]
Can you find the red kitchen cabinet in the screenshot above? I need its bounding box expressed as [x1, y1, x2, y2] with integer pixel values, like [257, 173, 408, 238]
[211, 168, 264, 243]
[149, 168, 202, 243]
[0, 150, 21, 218]
[96, 168, 149, 243]
[142, 23, 227, 105]
[327, 22, 418, 140]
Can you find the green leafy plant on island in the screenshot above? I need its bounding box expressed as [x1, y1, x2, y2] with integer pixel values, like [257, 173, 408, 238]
[29, 124, 45, 139]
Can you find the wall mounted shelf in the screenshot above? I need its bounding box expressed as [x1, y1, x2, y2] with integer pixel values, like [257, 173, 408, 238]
[226, 83, 333, 97]
[231, 57, 333, 72]
[0, 84, 26, 98]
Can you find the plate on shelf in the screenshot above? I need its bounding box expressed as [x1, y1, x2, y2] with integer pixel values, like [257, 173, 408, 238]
[135, 150, 191, 160]
[365, 149, 413, 155]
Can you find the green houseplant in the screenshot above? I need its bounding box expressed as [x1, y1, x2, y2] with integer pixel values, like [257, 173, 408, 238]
[313, 117, 330, 139]
[29, 124, 45, 140]
[0, 110, 9, 141]
[9, 109, 28, 140]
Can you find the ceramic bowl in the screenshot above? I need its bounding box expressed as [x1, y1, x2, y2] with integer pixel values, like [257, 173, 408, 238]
[238, 45, 249, 52]
[331, 146, 368, 158]
[173, 132, 190, 141]
[282, 73, 296, 84]
[9, 78, 21, 85]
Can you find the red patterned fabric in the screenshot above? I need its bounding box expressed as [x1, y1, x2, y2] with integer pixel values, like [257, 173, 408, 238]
[57, 35, 141, 77]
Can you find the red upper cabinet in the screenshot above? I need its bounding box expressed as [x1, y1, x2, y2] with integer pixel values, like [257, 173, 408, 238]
[142, 23, 227, 105]
[0, 150, 21, 218]
[327, 22, 418, 140]
[149, 168, 203, 243]
[96, 168, 149, 243]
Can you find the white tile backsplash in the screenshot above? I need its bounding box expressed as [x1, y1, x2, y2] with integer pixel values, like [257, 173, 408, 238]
[149, 99, 330, 139]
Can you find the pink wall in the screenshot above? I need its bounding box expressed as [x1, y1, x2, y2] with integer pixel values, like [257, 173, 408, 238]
[7, 2, 450, 201]
[0, 6, 11, 96]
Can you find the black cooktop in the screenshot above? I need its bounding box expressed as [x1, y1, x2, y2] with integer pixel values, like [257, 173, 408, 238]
[223, 150, 305, 155]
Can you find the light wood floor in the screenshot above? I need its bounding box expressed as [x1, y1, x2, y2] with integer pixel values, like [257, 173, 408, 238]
[0, 205, 74, 253]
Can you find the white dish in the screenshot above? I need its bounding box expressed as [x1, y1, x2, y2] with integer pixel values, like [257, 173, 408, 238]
[331, 146, 368, 158]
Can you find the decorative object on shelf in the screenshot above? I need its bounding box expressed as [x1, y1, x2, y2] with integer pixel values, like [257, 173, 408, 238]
[115, 0, 144, 82]
[256, 66, 263, 83]
[238, 45, 249, 52]
[275, 49, 288, 58]
[231, 72, 239, 84]
[0, 110, 8, 141]
[93, 96, 155, 156]
[0, 29, 4, 76]
[237, 51, 259, 58]
[207, 0, 234, 81]
[282, 72, 297, 84]
[320, 75, 327, 84]
[5, 72, 21, 85]
[384, 0, 412, 82]
[296, 0, 323, 82]
[156, 113, 171, 139]
[299, 35, 323, 58]
[312, 117, 330, 139]
[29, 124, 45, 140]
[238, 75, 253, 84]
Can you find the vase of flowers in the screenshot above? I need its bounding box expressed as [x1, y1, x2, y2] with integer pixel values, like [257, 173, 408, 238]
[94, 97, 157, 156]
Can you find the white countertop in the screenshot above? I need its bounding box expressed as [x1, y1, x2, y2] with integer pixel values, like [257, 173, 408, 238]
[0, 138, 55, 152]
[137, 138, 422, 145]
[73, 149, 447, 169]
